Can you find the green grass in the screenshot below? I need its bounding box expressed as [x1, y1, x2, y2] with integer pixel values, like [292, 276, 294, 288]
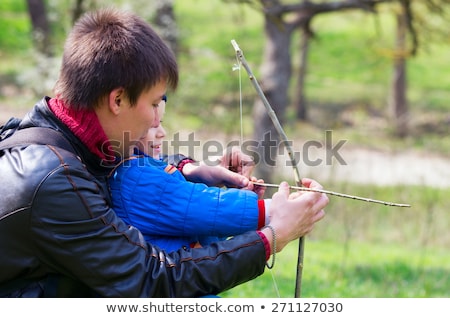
[220, 240, 450, 298]
[221, 183, 450, 298]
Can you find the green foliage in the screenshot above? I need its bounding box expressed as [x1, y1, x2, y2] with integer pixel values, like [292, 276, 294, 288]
[2, 0, 450, 139]
[0, 0, 31, 52]
[0, 0, 449, 298]
[173, 0, 263, 130]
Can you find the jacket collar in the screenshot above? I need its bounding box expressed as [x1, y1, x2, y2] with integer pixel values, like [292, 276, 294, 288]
[19, 97, 116, 175]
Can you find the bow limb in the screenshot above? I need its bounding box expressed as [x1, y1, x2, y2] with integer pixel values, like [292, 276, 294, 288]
[231, 40, 305, 298]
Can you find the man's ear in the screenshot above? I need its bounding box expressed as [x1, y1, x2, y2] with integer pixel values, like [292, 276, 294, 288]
[108, 88, 125, 115]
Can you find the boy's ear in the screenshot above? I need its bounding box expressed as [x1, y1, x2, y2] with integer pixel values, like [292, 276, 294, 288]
[108, 88, 125, 115]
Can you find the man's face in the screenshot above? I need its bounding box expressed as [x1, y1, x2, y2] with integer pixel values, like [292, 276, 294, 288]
[116, 80, 167, 156]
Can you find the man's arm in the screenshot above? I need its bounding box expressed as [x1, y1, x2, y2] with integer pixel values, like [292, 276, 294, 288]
[32, 151, 266, 297]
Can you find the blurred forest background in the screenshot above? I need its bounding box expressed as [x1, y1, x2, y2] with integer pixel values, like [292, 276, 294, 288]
[0, 0, 449, 297]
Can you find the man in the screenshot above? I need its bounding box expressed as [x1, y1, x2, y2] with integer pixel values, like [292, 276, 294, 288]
[0, 8, 328, 297]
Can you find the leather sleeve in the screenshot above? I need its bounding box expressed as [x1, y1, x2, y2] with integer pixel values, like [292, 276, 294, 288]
[30, 147, 266, 297]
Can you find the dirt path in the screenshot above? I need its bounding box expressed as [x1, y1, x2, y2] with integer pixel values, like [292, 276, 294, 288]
[277, 147, 450, 189]
[178, 130, 450, 189]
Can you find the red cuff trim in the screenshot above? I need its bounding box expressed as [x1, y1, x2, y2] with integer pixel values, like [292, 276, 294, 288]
[257, 200, 265, 230]
[257, 231, 271, 261]
[177, 158, 196, 173]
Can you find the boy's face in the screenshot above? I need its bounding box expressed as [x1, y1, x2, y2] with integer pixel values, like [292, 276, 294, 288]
[138, 102, 166, 158]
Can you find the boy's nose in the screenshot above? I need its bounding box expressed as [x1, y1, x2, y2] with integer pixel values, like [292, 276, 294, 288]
[152, 108, 160, 127]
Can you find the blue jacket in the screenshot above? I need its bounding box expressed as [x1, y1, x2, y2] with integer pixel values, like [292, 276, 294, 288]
[109, 154, 264, 252]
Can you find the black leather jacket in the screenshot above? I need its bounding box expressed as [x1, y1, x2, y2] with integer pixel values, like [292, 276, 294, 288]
[0, 97, 266, 297]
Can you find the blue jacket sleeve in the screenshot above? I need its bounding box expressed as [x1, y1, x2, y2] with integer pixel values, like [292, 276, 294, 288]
[109, 156, 261, 238]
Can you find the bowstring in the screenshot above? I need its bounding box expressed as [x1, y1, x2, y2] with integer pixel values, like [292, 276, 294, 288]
[232, 58, 244, 146]
[232, 54, 281, 298]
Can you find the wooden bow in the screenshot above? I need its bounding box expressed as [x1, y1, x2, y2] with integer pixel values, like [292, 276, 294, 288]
[231, 39, 306, 297]
[230, 39, 410, 298]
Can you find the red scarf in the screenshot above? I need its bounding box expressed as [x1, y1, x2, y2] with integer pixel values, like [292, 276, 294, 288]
[48, 98, 114, 161]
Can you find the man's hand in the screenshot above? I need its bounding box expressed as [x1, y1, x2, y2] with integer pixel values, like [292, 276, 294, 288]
[262, 179, 328, 253]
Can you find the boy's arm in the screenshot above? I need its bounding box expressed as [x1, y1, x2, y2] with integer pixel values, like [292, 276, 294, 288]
[163, 148, 264, 196]
[109, 161, 267, 238]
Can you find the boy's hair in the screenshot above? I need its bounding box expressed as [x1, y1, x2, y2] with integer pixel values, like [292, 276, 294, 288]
[54, 8, 178, 110]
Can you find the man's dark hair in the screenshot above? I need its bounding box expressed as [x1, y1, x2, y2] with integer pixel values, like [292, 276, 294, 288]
[54, 8, 178, 110]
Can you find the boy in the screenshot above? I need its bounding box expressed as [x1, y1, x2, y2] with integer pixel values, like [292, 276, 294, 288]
[109, 95, 268, 252]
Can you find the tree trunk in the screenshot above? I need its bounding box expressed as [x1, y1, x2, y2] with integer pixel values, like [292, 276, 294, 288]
[390, 11, 409, 138]
[26, 0, 52, 56]
[295, 27, 311, 120]
[154, 0, 178, 57]
[253, 15, 293, 184]
[72, 0, 86, 25]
